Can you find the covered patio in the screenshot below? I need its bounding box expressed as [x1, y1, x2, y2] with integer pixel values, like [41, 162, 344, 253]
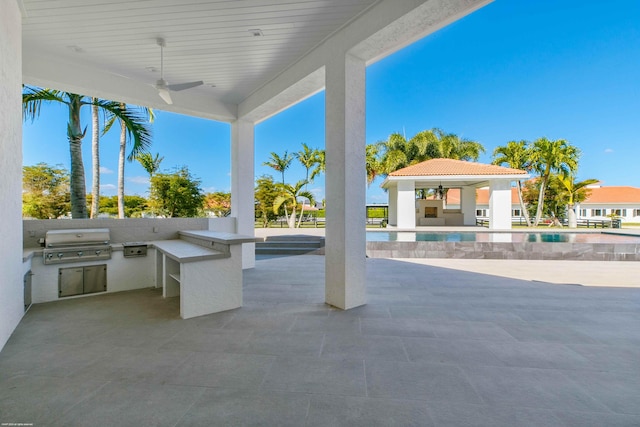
[1, 0, 497, 350]
[1, 254, 639, 425]
[382, 158, 529, 230]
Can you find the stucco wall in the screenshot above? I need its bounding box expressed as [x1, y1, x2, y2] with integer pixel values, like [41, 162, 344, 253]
[23, 217, 236, 247]
[0, 0, 24, 351]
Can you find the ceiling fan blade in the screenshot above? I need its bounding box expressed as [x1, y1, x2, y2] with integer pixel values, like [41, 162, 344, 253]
[157, 87, 173, 104]
[168, 81, 204, 91]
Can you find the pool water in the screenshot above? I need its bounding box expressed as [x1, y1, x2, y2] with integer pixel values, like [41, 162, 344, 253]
[366, 232, 640, 244]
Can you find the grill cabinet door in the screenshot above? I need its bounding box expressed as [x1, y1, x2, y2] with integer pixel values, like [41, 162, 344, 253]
[59, 267, 84, 297]
[83, 264, 107, 294]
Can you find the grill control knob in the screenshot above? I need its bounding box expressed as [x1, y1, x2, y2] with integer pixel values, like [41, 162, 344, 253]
[95, 250, 102, 256]
[57, 253, 64, 259]
[77, 251, 83, 257]
[47, 253, 54, 259]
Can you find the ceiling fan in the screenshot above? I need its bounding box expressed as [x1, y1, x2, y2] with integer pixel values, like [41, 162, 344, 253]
[154, 37, 203, 105]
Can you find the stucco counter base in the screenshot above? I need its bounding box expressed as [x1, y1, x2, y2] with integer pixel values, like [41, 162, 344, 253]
[153, 240, 243, 319]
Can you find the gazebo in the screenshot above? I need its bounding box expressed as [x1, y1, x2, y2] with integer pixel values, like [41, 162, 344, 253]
[381, 159, 529, 229]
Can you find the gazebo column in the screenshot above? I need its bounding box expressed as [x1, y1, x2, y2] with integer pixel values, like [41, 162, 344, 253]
[231, 119, 255, 269]
[324, 53, 366, 309]
[388, 186, 398, 226]
[489, 179, 512, 230]
[460, 186, 477, 226]
[397, 180, 416, 229]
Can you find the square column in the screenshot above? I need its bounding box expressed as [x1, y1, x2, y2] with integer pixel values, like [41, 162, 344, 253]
[0, 0, 25, 351]
[388, 186, 398, 226]
[489, 180, 512, 230]
[396, 181, 416, 229]
[325, 53, 366, 310]
[231, 119, 255, 269]
[460, 186, 477, 226]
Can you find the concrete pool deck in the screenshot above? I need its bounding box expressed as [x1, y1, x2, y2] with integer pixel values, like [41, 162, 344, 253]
[256, 227, 640, 288]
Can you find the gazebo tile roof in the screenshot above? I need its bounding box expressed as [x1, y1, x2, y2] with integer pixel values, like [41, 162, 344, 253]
[388, 158, 527, 177]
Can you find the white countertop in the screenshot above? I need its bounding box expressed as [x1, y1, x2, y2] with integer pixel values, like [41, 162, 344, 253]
[152, 239, 228, 262]
[179, 230, 262, 244]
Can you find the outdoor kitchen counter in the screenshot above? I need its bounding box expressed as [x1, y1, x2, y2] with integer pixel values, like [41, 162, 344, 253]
[151, 239, 228, 263]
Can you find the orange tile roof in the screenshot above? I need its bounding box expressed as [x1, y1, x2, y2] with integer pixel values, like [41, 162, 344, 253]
[389, 158, 527, 177]
[583, 186, 640, 203]
[445, 186, 640, 206]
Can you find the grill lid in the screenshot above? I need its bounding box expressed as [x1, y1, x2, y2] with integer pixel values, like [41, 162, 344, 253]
[45, 228, 111, 248]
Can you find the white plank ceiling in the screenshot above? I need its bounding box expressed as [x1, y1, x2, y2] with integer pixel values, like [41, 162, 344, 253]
[21, 0, 380, 106]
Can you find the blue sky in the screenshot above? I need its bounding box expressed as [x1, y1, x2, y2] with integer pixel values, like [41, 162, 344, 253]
[23, 0, 640, 204]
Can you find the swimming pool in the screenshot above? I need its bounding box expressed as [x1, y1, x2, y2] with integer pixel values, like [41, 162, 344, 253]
[366, 231, 640, 244]
[365, 231, 640, 261]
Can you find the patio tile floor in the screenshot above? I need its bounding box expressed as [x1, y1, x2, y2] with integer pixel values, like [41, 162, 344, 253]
[1, 254, 640, 426]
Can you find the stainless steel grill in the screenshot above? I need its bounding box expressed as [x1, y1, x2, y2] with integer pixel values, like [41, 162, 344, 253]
[43, 228, 112, 265]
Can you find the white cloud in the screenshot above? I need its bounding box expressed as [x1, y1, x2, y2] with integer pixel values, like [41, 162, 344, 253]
[368, 194, 387, 202]
[604, 148, 614, 153]
[100, 183, 116, 190]
[202, 186, 218, 193]
[100, 166, 114, 174]
[127, 176, 149, 185]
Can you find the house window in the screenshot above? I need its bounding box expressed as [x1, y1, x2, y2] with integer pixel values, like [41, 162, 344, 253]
[634, 209, 640, 217]
[476, 209, 487, 217]
[611, 209, 626, 216]
[580, 209, 587, 217]
[592, 209, 603, 216]
[512, 209, 521, 217]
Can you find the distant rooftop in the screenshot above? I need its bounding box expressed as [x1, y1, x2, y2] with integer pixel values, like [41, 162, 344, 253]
[389, 158, 528, 177]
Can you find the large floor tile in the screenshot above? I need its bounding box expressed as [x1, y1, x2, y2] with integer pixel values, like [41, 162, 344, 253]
[177, 388, 310, 427]
[462, 365, 609, 412]
[403, 337, 505, 366]
[307, 395, 433, 427]
[261, 356, 366, 396]
[0, 375, 108, 425]
[365, 360, 482, 404]
[426, 401, 563, 427]
[563, 369, 640, 415]
[50, 382, 205, 427]
[161, 352, 275, 388]
[321, 333, 408, 361]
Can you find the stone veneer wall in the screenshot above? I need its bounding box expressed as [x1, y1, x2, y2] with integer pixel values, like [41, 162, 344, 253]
[23, 217, 236, 248]
[366, 241, 640, 261]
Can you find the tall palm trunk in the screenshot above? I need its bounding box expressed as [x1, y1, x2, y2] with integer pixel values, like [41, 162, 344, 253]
[515, 180, 532, 227]
[534, 173, 549, 226]
[68, 95, 88, 218]
[90, 101, 100, 218]
[288, 206, 297, 228]
[117, 109, 126, 218]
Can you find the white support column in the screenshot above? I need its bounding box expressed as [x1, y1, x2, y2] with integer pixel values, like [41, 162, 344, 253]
[489, 180, 512, 230]
[231, 119, 255, 269]
[0, 0, 24, 351]
[388, 185, 398, 226]
[396, 180, 416, 229]
[460, 186, 477, 226]
[324, 52, 366, 310]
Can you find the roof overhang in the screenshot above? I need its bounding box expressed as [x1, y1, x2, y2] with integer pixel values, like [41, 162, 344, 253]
[381, 173, 530, 189]
[20, 0, 493, 123]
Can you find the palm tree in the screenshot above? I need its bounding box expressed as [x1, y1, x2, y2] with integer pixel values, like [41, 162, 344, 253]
[136, 152, 164, 183]
[366, 143, 382, 185]
[104, 104, 154, 218]
[263, 151, 293, 185]
[90, 101, 100, 218]
[558, 175, 599, 228]
[492, 140, 533, 227]
[434, 129, 485, 162]
[295, 143, 319, 190]
[310, 149, 325, 181]
[23, 87, 152, 218]
[529, 137, 580, 226]
[273, 180, 315, 228]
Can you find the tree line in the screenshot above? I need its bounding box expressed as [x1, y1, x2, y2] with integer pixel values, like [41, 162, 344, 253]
[22, 83, 593, 227]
